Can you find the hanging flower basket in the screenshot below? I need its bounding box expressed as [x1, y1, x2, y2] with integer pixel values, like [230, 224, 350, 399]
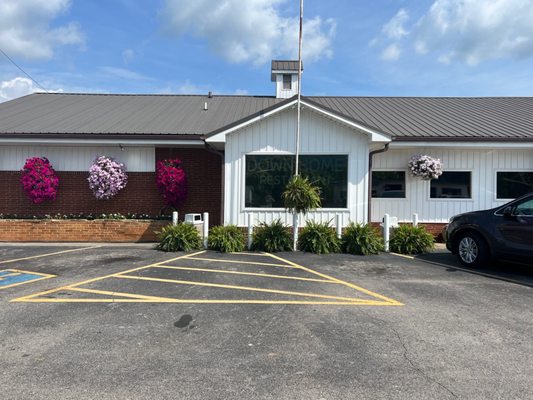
[408, 154, 443, 180]
[88, 156, 128, 200]
[156, 158, 187, 208]
[20, 157, 60, 204]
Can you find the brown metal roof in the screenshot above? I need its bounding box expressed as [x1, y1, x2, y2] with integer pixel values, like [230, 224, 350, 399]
[271, 60, 302, 72]
[1, 93, 533, 141]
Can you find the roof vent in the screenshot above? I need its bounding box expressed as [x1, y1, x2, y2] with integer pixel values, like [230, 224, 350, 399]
[208, 91, 213, 98]
[204, 102, 208, 111]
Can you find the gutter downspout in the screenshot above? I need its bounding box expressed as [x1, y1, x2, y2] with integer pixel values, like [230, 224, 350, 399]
[368, 143, 390, 223]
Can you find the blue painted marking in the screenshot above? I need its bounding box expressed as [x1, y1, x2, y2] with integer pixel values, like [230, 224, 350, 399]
[0, 270, 45, 287]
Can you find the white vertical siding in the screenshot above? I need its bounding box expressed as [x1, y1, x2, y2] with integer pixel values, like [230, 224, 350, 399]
[224, 108, 370, 227]
[0, 145, 155, 172]
[371, 148, 533, 223]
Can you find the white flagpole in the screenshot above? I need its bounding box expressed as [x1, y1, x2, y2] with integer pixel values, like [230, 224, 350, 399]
[295, 0, 303, 176]
[293, 0, 303, 251]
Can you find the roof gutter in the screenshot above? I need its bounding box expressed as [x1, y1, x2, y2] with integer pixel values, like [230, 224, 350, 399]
[368, 143, 390, 223]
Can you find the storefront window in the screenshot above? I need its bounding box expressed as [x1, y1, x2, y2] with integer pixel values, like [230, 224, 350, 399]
[245, 155, 348, 208]
[430, 171, 471, 199]
[372, 171, 406, 198]
[497, 172, 533, 199]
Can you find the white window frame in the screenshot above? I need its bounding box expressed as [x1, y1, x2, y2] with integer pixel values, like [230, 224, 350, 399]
[371, 169, 408, 200]
[494, 169, 533, 201]
[428, 170, 473, 201]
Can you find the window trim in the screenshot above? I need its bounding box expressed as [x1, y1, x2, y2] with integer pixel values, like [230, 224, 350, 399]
[242, 152, 351, 211]
[371, 169, 408, 200]
[282, 74, 292, 90]
[428, 170, 473, 201]
[494, 169, 533, 201]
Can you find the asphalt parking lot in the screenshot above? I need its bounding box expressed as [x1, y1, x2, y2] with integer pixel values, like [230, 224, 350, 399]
[1, 244, 532, 400]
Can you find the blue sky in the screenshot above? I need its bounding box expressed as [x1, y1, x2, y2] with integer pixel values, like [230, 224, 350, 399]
[1, 0, 533, 102]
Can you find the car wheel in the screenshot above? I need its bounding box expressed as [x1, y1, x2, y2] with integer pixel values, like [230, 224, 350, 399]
[456, 232, 489, 268]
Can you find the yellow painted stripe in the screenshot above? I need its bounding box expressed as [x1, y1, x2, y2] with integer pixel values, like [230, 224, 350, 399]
[2, 268, 56, 278]
[230, 252, 270, 257]
[390, 252, 415, 259]
[115, 274, 375, 303]
[0, 245, 102, 265]
[154, 265, 338, 284]
[14, 298, 395, 305]
[184, 257, 292, 268]
[65, 287, 183, 301]
[11, 250, 206, 302]
[0, 275, 55, 290]
[0, 268, 56, 290]
[265, 252, 404, 306]
[0, 272, 22, 278]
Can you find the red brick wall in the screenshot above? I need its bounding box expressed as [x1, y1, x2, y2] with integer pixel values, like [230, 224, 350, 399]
[156, 148, 223, 225]
[0, 220, 169, 242]
[0, 147, 223, 225]
[370, 222, 446, 241]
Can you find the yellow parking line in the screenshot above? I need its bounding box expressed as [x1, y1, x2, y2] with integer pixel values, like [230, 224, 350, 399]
[230, 252, 270, 257]
[266, 252, 404, 306]
[154, 265, 338, 283]
[14, 298, 393, 305]
[115, 274, 376, 303]
[66, 287, 181, 301]
[183, 257, 293, 268]
[0, 245, 102, 265]
[11, 250, 206, 302]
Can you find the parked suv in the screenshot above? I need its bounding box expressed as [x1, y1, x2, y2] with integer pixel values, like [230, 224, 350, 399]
[444, 193, 533, 267]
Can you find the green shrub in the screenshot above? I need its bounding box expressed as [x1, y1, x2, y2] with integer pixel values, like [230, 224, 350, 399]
[341, 223, 384, 255]
[208, 225, 245, 253]
[156, 222, 202, 252]
[282, 175, 321, 214]
[298, 221, 340, 254]
[251, 219, 292, 252]
[389, 224, 435, 255]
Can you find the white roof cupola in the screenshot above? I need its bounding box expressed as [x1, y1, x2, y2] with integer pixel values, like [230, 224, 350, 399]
[271, 60, 303, 99]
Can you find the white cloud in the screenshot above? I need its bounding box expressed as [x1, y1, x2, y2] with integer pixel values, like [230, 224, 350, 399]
[0, 77, 63, 102]
[382, 9, 409, 40]
[414, 0, 533, 65]
[381, 44, 401, 61]
[99, 66, 153, 81]
[375, 0, 533, 65]
[0, 0, 84, 61]
[122, 49, 135, 64]
[160, 0, 336, 65]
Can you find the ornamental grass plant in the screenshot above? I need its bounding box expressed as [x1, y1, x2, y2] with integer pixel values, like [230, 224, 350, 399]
[156, 222, 202, 252]
[282, 175, 321, 214]
[207, 225, 245, 253]
[341, 223, 384, 255]
[389, 224, 435, 255]
[251, 219, 292, 252]
[298, 221, 340, 254]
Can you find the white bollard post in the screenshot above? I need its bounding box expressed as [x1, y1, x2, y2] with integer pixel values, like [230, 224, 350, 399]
[292, 213, 298, 251]
[336, 214, 342, 239]
[203, 212, 209, 249]
[172, 211, 178, 226]
[247, 213, 254, 250]
[383, 213, 390, 252]
[412, 213, 419, 227]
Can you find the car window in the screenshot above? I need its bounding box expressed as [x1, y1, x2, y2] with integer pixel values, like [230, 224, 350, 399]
[514, 198, 533, 216]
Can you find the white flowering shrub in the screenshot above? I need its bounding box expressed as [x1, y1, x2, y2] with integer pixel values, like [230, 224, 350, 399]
[88, 156, 128, 200]
[408, 154, 443, 180]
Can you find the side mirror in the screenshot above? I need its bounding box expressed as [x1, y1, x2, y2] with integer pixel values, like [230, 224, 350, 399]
[502, 206, 514, 218]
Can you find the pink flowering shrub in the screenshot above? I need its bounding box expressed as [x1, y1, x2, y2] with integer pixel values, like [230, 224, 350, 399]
[156, 158, 187, 207]
[88, 156, 128, 200]
[20, 157, 60, 204]
[408, 154, 443, 180]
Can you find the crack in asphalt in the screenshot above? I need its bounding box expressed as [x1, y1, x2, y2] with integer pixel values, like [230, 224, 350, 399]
[360, 310, 459, 399]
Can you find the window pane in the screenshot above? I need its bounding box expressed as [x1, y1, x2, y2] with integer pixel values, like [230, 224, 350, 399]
[430, 171, 471, 199]
[282, 74, 291, 89]
[300, 155, 348, 208]
[515, 198, 533, 216]
[497, 172, 533, 199]
[245, 155, 348, 208]
[372, 171, 406, 198]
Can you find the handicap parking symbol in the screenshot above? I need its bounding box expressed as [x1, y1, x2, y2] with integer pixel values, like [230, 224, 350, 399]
[0, 269, 55, 290]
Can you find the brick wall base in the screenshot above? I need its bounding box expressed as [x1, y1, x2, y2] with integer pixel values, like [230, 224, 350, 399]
[370, 222, 446, 241]
[0, 220, 170, 242]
